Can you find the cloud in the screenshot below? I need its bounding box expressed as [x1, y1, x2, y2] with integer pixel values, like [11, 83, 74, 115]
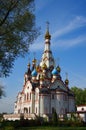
[30, 41, 43, 51]
[53, 34, 86, 48]
[52, 16, 86, 38]
[30, 16, 86, 51]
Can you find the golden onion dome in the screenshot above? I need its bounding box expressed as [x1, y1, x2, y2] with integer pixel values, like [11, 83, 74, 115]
[27, 63, 30, 68]
[65, 79, 69, 85]
[32, 58, 37, 64]
[45, 31, 51, 39]
[45, 21, 51, 39]
[57, 65, 61, 73]
[42, 63, 47, 70]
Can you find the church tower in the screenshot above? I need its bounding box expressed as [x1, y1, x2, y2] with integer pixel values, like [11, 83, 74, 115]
[40, 22, 55, 69]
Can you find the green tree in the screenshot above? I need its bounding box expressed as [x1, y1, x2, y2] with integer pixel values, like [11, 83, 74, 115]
[0, 0, 39, 77]
[52, 110, 58, 125]
[71, 86, 86, 105]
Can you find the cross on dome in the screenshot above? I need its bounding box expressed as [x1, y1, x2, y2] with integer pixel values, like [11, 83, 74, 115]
[45, 21, 51, 39]
[46, 21, 49, 32]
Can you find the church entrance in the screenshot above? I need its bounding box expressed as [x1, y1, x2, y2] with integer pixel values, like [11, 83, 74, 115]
[24, 107, 28, 113]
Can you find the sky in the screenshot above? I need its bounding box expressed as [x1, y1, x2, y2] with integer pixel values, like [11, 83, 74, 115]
[0, 0, 86, 113]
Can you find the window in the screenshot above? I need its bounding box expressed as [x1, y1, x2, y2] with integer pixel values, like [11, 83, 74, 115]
[27, 93, 29, 100]
[30, 93, 31, 100]
[52, 107, 55, 113]
[52, 94, 54, 99]
[82, 107, 84, 111]
[24, 94, 26, 101]
[29, 107, 30, 113]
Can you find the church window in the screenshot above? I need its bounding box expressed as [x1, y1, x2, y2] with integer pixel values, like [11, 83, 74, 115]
[15, 105, 16, 108]
[18, 109, 20, 114]
[29, 107, 30, 113]
[24, 94, 26, 101]
[52, 107, 55, 113]
[27, 93, 29, 100]
[52, 94, 54, 99]
[82, 107, 84, 111]
[30, 93, 31, 100]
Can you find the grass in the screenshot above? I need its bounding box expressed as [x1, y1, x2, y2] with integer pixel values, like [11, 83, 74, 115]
[15, 126, 86, 130]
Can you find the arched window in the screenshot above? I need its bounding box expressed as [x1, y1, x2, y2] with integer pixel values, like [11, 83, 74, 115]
[27, 93, 29, 100]
[29, 107, 30, 114]
[24, 94, 26, 101]
[52, 107, 55, 113]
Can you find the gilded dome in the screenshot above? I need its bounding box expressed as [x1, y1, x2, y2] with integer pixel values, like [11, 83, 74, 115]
[45, 31, 51, 39]
[65, 79, 69, 85]
[57, 65, 61, 73]
[42, 63, 47, 70]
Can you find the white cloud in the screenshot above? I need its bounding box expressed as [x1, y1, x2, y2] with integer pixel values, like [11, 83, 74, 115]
[30, 16, 86, 51]
[30, 41, 43, 51]
[54, 34, 86, 48]
[52, 16, 86, 38]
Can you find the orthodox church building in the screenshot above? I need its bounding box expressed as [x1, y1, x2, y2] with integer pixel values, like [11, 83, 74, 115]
[13, 25, 75, 119]
[3, 25, 75, 120]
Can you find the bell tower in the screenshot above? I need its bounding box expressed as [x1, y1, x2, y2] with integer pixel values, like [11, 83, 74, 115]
[40, 22, 55, 69]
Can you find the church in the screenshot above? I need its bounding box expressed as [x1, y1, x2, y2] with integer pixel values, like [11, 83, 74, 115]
[4, 24, 75, 120]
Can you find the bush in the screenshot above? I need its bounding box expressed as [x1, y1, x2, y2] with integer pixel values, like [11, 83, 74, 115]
[3, 126, 14, 130]
[52, 111, 58, 125]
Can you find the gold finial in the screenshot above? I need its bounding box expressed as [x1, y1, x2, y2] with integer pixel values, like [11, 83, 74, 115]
[27, 57, 30, 67]
[65, 72, 69, 85]
[45, 21, 51, 39]
[32, 52, 37, 64]
[56, 57, 61, 73]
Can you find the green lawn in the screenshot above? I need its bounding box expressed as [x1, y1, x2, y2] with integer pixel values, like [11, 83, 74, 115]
[15, 126, 86, 130]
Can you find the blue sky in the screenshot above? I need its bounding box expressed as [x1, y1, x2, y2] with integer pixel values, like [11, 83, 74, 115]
[0, 0, 86, 113]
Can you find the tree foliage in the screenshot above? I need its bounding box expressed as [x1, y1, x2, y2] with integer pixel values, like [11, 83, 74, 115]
[71, 86, 86, 105]
[0, 0, 39, 77]
[52, 110, 58, 125]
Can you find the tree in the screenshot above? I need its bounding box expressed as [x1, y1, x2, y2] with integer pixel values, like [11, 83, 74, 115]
[0, 85, 5, 98]
[71, 86, 86, 105]
[52, 110, 58, 125]
[0, 0, 39, 77]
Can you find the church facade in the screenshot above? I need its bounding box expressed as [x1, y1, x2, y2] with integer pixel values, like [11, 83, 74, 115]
[14, 26, 75, 119]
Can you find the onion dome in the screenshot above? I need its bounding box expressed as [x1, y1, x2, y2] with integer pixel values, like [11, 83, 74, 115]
[28, 63, 30, 68]
[65, 79, 69, 85]
[56, 65, 61, 73]
[32, 58, 37, 64]
[45, 30, 51, 39]
[65, 72, 69, 85]
[52, 68, 58, 75]
[42, 63, 47, 70]
[31, 69, 37, 77]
